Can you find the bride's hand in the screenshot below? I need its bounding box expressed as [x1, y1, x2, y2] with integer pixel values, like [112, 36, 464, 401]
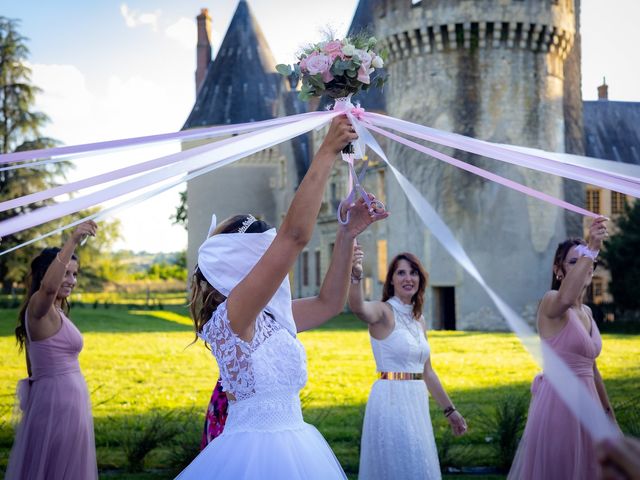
[341, 194, 388, 239]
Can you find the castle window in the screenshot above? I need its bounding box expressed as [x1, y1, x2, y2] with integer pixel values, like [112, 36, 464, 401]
[315, 250, 321, 287]
[590, 276, 604, 304]
[377, 239, 388, 283]
[586, 188, 601, 214]
[302, 250, 309, 287]
[377, 169, 386, 205]
[611, 191, 627, 215]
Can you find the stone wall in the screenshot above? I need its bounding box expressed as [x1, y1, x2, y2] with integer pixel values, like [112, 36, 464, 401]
[372, 0, 577, 329]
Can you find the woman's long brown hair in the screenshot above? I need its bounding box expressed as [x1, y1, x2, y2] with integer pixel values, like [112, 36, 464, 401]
[381, 252, 429, 319]
[16, 247, 78, 376]
[16, 247, 77, 352]
[550, 238, 586, 290]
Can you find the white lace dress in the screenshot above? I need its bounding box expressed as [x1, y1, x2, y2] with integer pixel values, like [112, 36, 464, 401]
[176, 301, 346, 479]
[358, 297, 441, 480]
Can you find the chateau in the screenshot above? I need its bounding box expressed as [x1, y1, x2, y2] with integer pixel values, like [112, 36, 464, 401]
[183, 0, 639, 330]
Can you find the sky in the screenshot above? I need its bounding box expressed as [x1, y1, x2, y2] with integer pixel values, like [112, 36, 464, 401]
[3, 0, 639, 253]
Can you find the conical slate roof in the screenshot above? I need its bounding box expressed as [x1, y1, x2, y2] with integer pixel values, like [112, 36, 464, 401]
[348, 0, 385, 112]
[583, 100, 640, 165]
[183, 0, 282, 128]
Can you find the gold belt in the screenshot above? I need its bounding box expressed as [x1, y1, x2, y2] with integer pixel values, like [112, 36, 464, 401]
[379, 372, 423, 380]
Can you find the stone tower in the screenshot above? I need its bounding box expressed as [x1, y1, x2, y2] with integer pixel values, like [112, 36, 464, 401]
[183, 0, 291, 274]
[370, 0, 580, 329]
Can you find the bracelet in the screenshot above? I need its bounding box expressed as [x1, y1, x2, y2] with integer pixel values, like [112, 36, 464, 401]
[574, 244, 599, 261]
[55, 253, 69, 267]
[443, 405, 456, 417]
[351, 273, 363, 284]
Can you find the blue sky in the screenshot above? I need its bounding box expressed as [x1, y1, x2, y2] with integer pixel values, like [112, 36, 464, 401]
[3, 0, 639, 252]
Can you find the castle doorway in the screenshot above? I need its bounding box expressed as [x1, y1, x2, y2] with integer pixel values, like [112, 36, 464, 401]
[433, 286, 456, 330]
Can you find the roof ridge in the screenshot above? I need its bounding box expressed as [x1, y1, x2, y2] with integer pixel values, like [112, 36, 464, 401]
[183, 1, 282, 129]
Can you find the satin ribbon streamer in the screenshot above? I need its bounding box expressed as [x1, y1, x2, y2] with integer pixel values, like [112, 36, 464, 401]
[0, 110, 330, 166]
[364, 112, 640, 198]
[0, 111, 340, 237]
[0, 102, 631, 445]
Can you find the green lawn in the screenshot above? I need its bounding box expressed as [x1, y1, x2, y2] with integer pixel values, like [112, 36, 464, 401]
[0, 306, 638, 479]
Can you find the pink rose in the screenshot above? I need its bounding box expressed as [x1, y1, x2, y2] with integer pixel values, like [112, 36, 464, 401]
[323, 40, 344, 60]
[305, 53, 334, 82]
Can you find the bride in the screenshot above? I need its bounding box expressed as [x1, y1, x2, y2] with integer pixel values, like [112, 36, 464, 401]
[177, 115, 387, 479]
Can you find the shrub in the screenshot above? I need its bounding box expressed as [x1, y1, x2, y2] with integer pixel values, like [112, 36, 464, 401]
[118, 410, 181, 472]
[477, 392, 529, 472]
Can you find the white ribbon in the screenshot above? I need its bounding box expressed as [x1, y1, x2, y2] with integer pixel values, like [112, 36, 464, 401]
[0, 111, 339, 237]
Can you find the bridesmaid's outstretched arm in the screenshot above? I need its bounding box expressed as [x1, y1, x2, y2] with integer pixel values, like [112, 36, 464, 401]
[293, 197, 387, 332]
[347, 243, 388, 326]
[29, 221, 97, 321]
[541, 216, 607, 321]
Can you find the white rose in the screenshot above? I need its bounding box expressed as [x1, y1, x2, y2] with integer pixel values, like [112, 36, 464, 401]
[372, 55, 384, 69]
[342, 44, 356, 56]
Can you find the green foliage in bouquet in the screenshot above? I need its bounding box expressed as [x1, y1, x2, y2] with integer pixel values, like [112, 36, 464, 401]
[276, 33, 388, 101]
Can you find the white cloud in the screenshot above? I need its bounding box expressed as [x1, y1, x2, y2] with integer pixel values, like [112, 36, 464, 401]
[31, 63, 95, 145]
[29, 62, 189, 252]
[120, 3, 160, 32]
[165, 17, 196, 50]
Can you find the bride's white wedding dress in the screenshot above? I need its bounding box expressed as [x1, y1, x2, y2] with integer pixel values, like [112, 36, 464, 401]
[176, 301, 346, 479]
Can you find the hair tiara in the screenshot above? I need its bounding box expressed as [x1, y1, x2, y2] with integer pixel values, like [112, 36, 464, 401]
[237, 215, 257, 234]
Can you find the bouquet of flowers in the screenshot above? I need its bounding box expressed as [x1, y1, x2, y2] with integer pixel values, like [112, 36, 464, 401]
[276, 34, 387, 101]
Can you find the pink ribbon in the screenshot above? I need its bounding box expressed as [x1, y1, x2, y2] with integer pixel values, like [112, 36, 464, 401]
[0, 110, 329, 165]
[364, 112, 640, 198]
[365, 123, 598, 217]
[351, 107, 365, 120]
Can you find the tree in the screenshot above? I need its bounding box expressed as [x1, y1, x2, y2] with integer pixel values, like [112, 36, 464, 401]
[171, 189, 187, 230]
[72, 211, 123, 290]
[0, 16, 67, 292]
[601, 200, 640, 311]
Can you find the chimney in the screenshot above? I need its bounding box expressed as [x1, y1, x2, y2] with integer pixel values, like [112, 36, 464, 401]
[597, 77, 608, 101]
[195, 8, 212, 95]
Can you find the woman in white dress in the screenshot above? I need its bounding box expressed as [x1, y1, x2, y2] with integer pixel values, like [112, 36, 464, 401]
[177, 116, 387, 479]
[348, 248, 467, 480]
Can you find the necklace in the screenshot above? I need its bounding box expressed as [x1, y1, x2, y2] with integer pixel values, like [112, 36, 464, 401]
[389, 297, 422, 344]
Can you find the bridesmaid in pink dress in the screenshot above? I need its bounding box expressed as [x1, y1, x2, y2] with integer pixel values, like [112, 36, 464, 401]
[509, 216, 619, 480]
[6, 221, 98, 480]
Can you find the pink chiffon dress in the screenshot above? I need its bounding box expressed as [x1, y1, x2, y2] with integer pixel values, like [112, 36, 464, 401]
[508, 308, 603, 480]
[5, 308, 98, 480]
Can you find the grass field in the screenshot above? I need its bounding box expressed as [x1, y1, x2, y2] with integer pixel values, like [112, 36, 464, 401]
[0, 306, 638, 479]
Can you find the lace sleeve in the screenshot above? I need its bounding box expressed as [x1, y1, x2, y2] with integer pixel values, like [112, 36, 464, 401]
[199, 301, 255, 400]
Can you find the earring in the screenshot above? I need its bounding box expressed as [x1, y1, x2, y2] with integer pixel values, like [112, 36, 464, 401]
[556, 275, 563, 281]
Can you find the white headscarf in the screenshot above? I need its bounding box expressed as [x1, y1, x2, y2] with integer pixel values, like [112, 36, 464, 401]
[197, 214, 296, 337]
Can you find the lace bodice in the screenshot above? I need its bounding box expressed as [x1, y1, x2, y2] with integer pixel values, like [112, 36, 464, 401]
[370, 297, 430, 373]
[199, 301, 308, 403]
